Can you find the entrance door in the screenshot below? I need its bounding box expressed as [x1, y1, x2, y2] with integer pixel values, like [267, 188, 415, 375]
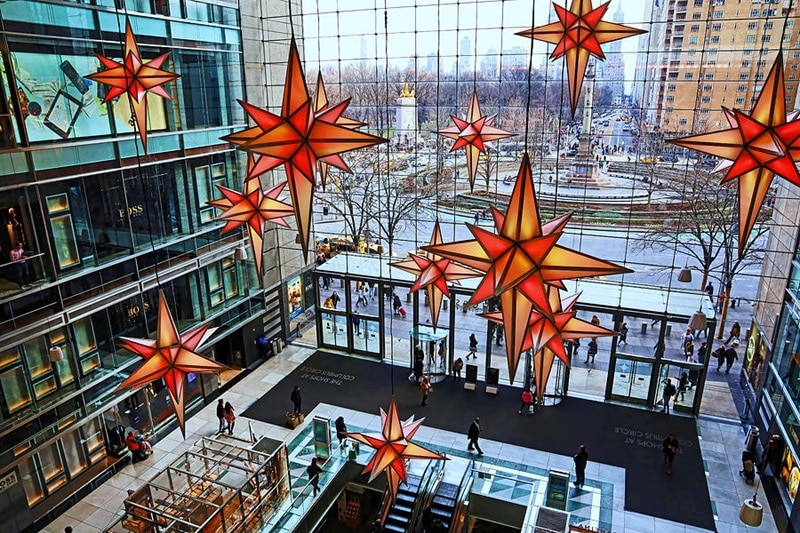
[658, 361, 703, 414]
[610, 355, 653, 404]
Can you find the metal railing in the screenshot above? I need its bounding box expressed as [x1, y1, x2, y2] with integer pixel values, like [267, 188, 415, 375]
[448, 459, 476, 533]
[408, 458, 445, 532]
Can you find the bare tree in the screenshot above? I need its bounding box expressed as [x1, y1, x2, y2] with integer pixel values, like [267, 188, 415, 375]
[633, 167, 768, 336]
[316, 152, 378, 247]
[370, 159, 440, 256]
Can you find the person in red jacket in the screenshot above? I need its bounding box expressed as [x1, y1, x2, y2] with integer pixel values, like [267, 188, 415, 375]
[519, 389, 534, 414]
[126, 431, 149, 462]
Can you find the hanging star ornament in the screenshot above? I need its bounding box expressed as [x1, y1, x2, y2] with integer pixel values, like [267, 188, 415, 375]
[86, 19, 179, 152]
[517, 0, 645, 116]
[118, 291, 226, 437]
[209, 155, 294, 276]
[346, 399, 445, 501]
[670, 53, 800, 256]
[391, 221, 481, 329]
[423, 155, 630, 382]
[313, 72, 366, 190]
[437, 90, 514, 190]
[222, 39, 386, 255]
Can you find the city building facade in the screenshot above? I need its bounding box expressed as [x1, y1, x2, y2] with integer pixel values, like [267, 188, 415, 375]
[0, 1, 306, 531]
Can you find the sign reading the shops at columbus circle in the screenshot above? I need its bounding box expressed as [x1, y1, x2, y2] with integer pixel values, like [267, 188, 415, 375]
[299, 365, 356, 386]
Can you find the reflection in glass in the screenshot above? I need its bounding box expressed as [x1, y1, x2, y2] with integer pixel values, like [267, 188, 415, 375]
[50, 214, 80, 268]
[23, 339, 50, 381]
[0, 348, 21, 370]
[73, 317, 97, 355]
[0, 366, 32, 413]
[62, 429, 88, 478]
[18, 456, 43, 506]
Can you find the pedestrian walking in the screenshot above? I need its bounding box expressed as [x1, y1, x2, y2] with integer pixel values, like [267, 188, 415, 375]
[291, 385, 302, 414]
[467, 417, 484, 455]
[662, 433, 679, 475]
[420, 375, 432, 407]
[335, 416, 348, 448]
[585, 338, 598, 364]
[680, 328, 694, 354]
[705, 282, 714, 297]
[684, 339, 694, 362]
[725, 341, 739, 373]
[519, 389, 533, 414]
[216, 398, 226, 433]
[573, 445, 589, 488]
[697, 341, 707, 364]
[725, 321, 741, 345]
[224, 401, 236, 434]
[658, 378, 677, 414]
[330, 291, 341, 309]
[414, 353, 424, 383]
[619, 322, 628, 345]
[677, 371, 689, 402]
[307, 457, 323, 495]
[714, 344, 727, 371]
[453, 357, 463, 381]
[467, 333, 478, 360]
[761, 434, 785, 476]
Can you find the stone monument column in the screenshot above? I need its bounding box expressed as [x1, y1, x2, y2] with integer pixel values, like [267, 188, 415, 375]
[395, 83, 418, 148]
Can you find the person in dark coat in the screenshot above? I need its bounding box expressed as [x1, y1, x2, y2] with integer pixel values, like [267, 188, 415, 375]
[307, 457, 323, 495]
[413, 354, 424, 383]
[662, 433, 679, 475]
[467, 417, 483, 455]
[714, 344, 727, 371]
[724, 342, 739, 374]
[761, 434, 785, 476]
[291, 385, 302, 414]
[573, 445, 589, 488]
[335, 416, 348, 448]
[452, 357, 463, 381]
[216, 398, 226, 433]
[585, 338, 598, 364]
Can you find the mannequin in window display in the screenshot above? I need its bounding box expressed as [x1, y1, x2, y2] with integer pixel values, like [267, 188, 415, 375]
[7, 207, 25, 247]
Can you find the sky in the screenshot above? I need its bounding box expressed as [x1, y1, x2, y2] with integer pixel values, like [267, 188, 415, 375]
[301, 0, 650, 82]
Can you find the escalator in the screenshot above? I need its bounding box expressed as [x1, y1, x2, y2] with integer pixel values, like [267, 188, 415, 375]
[383, 473, 422, 532]
[426, 480, 459, 530]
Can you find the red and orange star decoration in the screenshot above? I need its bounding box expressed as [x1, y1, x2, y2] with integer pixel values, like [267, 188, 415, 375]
[390, 221, 481, 329]
[346, 399, 445, 501]
[517, 0, 645, 116]
[222, 39, 386, 256]
[437, 91, 514, 190]
[424, 155, 630, 382]
[209, 155, 294, 276]
[87, 19, 179, 152]
[313, 72, 366, 190]
[670, 52, 800, 256]
[118, 291, 226, 437]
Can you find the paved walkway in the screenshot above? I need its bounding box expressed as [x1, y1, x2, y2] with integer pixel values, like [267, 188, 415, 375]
[43, 324, 775, 533]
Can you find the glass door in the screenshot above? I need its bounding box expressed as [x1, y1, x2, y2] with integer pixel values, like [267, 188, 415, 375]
[658, 361, 703, 413]
[610, 354, 653, 404]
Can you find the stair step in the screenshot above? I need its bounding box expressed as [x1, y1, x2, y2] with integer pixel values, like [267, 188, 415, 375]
[390, 502, 413, 515]
[383, 522, 405, 533]
[432, 495, 456, 508]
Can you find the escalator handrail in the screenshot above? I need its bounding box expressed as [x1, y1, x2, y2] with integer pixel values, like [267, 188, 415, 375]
[447, 458, 476, 533]
[407, 457, 446, 532]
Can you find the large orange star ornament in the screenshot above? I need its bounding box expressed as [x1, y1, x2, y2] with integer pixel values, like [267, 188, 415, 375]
[222, 39, 386, 255]
[671, 53, 800, 256]
[424, 155, 630, 382]
[209, 155, 294, 277]
[118, 291, 226, 436]
[437, 91, 514, 190]
[346, 399, 445, 501]
[313, 73, 366, 190]
[390, 221, 480, 329]
[86, 19, 179, 152]
[518, 0, 645, 116]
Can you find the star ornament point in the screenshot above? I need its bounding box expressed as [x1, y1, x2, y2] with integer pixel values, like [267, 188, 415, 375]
[670, 52, 800, 256]
[518, 0, 645, 116]
[209, 156, 294, 277]
[346, 399, 445, 501]
[118, 291, 226, 436]
[221, 39, 386, 255]
[437, 91, 514, 190]
[86, 19, 179, 152]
